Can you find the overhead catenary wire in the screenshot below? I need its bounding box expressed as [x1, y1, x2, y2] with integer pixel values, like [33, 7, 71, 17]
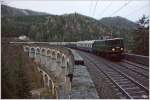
[124, 4, 149, 17]
[99, 1, 113, 18]
[89, 0, 93, 16]
[92, 0, 100, 16]
[109, 0, 132, 16]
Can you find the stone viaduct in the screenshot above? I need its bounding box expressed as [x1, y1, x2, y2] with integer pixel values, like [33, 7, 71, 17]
[23, 45, 99, 99]
[23, 45, 73, 98]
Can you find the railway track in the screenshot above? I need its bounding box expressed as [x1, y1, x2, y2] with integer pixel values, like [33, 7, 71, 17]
[122, 60, 149, 70]
[116, 61, 149, 78]
[78, 51, 149, 99]
[107, 60, 149, 89]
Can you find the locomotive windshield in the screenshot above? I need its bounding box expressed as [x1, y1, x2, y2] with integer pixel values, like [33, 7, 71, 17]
[106, 39, 123, 46]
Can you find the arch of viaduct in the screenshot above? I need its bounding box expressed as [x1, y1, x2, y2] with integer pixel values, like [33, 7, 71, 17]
[23, 45, 73, 98]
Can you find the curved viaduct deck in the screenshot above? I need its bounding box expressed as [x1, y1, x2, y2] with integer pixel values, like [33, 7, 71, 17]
[23, 45, 99, 99]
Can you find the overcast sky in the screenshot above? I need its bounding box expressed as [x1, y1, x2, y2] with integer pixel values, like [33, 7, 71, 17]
[3, 0, 149, 22]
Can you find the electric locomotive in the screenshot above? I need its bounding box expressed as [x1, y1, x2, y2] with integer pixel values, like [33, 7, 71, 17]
[76, 38, 124, 59]
[93, 38, 124, 58]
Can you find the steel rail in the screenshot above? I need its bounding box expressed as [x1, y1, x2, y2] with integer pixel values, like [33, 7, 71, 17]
[122, 60, 149, 70]
[79, 51, 149, 99]
[88, 53, 149, 94]
[116, 63, 149, 78]
[79, 52, 133, 99]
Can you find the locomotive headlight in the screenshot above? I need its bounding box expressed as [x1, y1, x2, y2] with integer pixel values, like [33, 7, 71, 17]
[112, 48, 115, 51]
[121, 48, 123, 50]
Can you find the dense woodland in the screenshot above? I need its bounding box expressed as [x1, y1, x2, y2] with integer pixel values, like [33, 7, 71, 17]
[1, 5, 149, 55]
[1, 38, 42, 98]
[131, 15, 149, 56]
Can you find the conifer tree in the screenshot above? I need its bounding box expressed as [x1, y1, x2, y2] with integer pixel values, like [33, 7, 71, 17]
[132, 15, 149, 56]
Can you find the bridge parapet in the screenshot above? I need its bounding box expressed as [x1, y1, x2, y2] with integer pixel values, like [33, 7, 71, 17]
[23, 45, 73, 98]
[23, 45, 99, 99]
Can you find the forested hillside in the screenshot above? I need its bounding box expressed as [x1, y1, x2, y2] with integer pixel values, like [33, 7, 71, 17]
[2, 4, 148, 55]
[1, 5, 138, 42]
[1, 5, 49, 17]
[1, 38, 42, 98]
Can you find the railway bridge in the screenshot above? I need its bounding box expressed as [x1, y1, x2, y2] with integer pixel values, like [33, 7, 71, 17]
[10, 41, 149, 99]
[22, 45, 99, 99]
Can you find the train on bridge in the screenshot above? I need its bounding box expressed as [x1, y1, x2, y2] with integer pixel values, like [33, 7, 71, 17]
[49, 38, 124, 60]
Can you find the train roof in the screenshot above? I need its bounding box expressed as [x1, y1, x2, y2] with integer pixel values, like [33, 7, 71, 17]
[77, 38, 123, 43]
[105, 38, 123, 40]
[95, 38, 123, 42]
[77, 40, 96, 44]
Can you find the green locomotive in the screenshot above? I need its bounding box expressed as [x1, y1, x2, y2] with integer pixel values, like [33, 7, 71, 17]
[93, 38, 124, 58]
[77, 38, 124, 59]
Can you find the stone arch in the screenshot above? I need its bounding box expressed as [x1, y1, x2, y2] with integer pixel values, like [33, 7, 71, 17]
[44, 74, 49, 88]
[52, 49, 56, 59]
[41, 48, 46, 56]
[48, 79, 53, 93]
[47, 76, 54, 93]
[36, 47, 40, 54]
[29, 47, 36, 58]
[56, 51, 61, 63]
[45, 48, 52, 67]
[47, 48, 51, 57]
[39, 70, 44, 87]
[34, 47, 41, 63]
[30, 47, 35, 53]
[40, 48, 47, 65]
[53, 86, 58, 98]
[66, 60, 70, 74]
[24, 45, 30, 52]
[61, 54, 66, 68]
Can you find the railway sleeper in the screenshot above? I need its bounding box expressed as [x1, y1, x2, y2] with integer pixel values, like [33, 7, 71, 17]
[115, 79, 128, 82]
[104, 80, 112, 84]
[117, 81, 131, 84]
[109, 74, 123, 77]
[125, 87, 142, 93]
[129, 91, 147, 95]
[132, 95, 148, 99]
[121, 84, 137, 88]
[125, 86, 140, 90]
[106, 72, 117, 75]
[113, 88, 130, 99]
[112, 77, 125, 80]
[115, 92, 123, 96]
[102, 69, 113, 72]
[137, 74, 149, 78]
[106, 73, 119, 76]
[119, 96, 127, 99]
[123, 60, 148, 70]
[115, 92, 127, 99]
[107, 82, 114, 85]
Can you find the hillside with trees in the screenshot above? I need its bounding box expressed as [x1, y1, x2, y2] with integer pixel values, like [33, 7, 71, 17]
[1, 4, 149, 55]
[1, 4, 49, 17]
[131, 15, 149, 56]
[1, 5, 137, 41]
[1, 38, 42, 98]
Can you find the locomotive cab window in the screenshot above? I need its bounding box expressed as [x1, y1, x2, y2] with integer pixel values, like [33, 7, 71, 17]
[106, 39, 123, 46]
